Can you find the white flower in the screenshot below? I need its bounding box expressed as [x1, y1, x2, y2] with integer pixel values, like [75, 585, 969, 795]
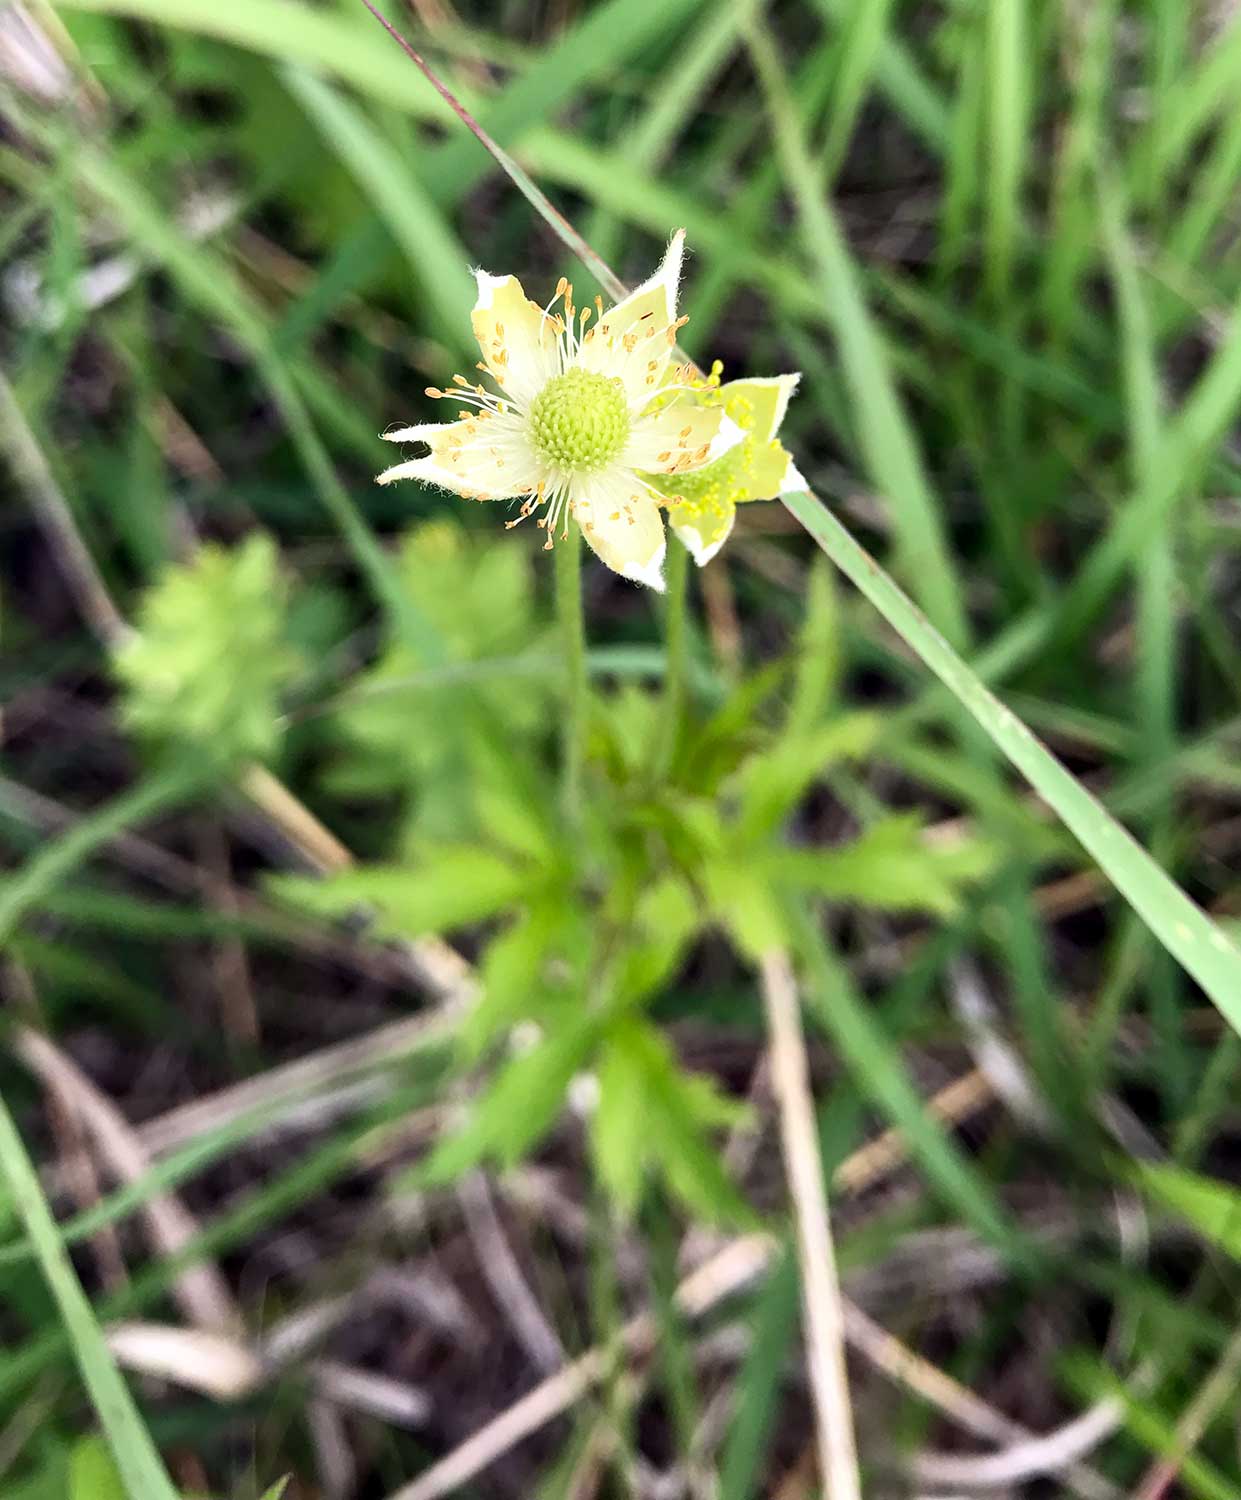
[376, 231, 742, 591]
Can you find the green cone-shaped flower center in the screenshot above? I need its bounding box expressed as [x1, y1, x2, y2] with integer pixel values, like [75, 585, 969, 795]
[529, 369, 629, 473]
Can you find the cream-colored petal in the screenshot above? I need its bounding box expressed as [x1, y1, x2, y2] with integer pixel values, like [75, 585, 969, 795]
[599, 230, 684, 341]
[575, 231, 685, 407]
[573, 471, 666, 591]
[624, 406, 743, 475]
[471, 271, 558, 407]
[376, 414, 541, 499]
[380, 421, 453, 444]
[671, 501, 735, 567]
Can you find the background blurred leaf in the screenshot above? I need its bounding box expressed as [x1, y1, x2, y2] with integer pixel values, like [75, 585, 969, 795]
[1137, 1162, 1241, 1261]
[67, 1439, 125, 1500]
[115, 534, 297, 764]
[771, 815, 996, 916]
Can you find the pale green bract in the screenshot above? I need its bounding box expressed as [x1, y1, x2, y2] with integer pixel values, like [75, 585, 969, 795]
[649, 364, 802, 565]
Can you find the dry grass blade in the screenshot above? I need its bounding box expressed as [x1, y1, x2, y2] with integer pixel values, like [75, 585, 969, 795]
[0, 365, 130, 650]
[842, 1302, 1120, 1500]
[759, 949, 861, 1500]
[1131, 1323, 1241, 1500]
[13, 1026, 241, 1336]
[355, 0, 627, 300]
[384, 1066, 996, 1500]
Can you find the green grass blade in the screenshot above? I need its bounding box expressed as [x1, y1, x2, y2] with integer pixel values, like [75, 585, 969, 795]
[810, 0, 949, 150]
[744, 14, 969, 648]
[281, 67, 473, 351]
[68, 138, 446, 665]
[781, 485, 1241, 1017]
[790, 902, 1031, 1264]
[817, 0, 899, 182]
[0, 1096, 181, 1500]
[719, 1248, 800, 1500]
[56, 0, 460, 120]
[985, 0, 1028, 304]
[0, 760, 205, 945]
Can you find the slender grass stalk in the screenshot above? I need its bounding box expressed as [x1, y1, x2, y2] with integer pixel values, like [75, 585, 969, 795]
[0, 365, 130, 651]
[759, 949, 861, 1500]
[656, 539, 690, 778]
[555, 530, 587, 824]
[356, 0, 628, 302]
[781, 485, 1241, 1018]
[0, 1094, 181, 1500]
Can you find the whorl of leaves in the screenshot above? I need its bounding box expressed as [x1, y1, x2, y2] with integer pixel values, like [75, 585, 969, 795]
[115, 534, 298, 764]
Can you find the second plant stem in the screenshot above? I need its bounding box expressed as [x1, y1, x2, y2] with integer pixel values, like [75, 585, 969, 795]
[656, 538, 689, 779]
[555, 528, 588, 824]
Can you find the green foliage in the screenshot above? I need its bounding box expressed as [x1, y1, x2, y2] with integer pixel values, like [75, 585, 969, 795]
[68, 1439, 125, 1500]
[1137, 1162, 1241, 1260]
[115, 535, 297, 764]
[593, 1018, 753, 1224]
[20, 0, 1241, 1485]
[275, 576, 994, 1221]
[326, 520, 552, 841]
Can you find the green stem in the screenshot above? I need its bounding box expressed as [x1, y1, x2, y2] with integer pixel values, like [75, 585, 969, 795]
[656, 538, 690, 777]
[555, 530, 587, 823]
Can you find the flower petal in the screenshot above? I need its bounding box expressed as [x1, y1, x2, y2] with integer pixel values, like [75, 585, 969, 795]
[471, 271, 557, 407]
[671, 500, 735, 567]
[380, 421, 450, 444]
[376, 415, 540, 500]
[573, 471, 666, 591]
[575, 231, 685, 408]
[598, 230, 684, 342]
[722, 373, 800, 445]
[624, 405, 742, 475]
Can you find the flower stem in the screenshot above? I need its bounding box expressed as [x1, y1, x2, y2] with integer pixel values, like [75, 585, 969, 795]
[555, 529, 587, 823]
[656, 538, 689, 778]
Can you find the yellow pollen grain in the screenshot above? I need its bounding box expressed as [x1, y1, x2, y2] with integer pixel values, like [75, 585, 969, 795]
[658, 450, 671, 462]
